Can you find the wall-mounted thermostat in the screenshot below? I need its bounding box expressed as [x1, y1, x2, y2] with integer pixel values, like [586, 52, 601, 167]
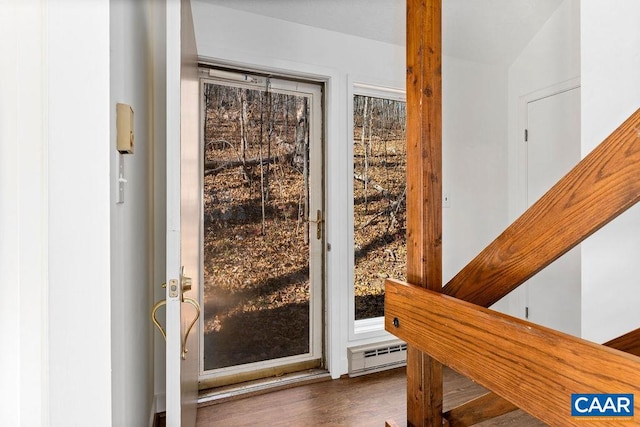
[116, 103, 134, 154]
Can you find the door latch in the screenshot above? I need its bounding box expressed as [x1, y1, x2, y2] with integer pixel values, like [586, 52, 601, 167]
[308, 209, 324, 240]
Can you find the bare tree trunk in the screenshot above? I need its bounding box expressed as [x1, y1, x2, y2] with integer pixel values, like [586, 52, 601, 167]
[294, 97, 307, 168]
[302, 97, 310, 244]
[266, 82, 272, 202]
[361, 96, 369, 212]
[237, 90, 251, 184]
[259, 91, 266, 235]
[239, 91, 248, 162]
[284, 96, 289, 144]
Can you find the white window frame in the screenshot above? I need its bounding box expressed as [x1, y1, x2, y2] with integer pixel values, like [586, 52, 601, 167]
[348, 79, 406, 342]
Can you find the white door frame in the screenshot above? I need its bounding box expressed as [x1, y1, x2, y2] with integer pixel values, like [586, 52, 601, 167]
[514, 78, 581, 328]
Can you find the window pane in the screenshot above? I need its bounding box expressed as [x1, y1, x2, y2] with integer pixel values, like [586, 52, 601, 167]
[353, 94, 407, 320]
[203, 82, 314, 370]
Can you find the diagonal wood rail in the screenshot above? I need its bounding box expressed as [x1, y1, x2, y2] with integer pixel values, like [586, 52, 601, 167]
[431, 107, 640, 425]
[443, 108, 640, 307]
[605, 328, 640, 357]
[386, 280, 640, 426]
[443, 392, 518, 427]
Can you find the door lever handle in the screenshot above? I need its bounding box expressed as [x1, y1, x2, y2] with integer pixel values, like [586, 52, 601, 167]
[151, 293, 201, 360]
[181, 297, 201, 360]
[151, 299, 167, 340]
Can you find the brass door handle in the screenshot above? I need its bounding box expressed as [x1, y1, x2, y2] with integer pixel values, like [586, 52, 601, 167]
[152, 271, 201, 359]
[151, 297, 200, 360]
[181, 297, 201, 360]
[152, 299, 167, 340]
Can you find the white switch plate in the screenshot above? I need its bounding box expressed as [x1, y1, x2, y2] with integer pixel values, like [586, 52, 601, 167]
[117, 153, 125, 204]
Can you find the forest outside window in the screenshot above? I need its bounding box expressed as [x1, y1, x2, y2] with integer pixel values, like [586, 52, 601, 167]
[353, 85, 407, 323]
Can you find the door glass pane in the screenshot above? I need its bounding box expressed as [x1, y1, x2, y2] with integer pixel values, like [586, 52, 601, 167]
[353, 94, 407, 320]
[202, 81, 313, 370]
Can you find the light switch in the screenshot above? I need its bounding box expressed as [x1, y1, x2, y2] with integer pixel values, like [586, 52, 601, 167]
[116, 103, 134, 154]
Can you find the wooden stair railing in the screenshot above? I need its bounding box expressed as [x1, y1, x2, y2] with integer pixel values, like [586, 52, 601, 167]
[439, 327, 640, 426]
[396, 1, 640, 425]
[386, 106, 640, 425]
[385, 281, 640, 426]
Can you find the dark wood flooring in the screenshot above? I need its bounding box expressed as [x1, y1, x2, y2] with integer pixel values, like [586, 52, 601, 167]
[195, 367, 547, 426]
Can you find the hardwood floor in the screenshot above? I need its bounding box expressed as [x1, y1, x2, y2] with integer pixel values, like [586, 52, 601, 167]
[194, 367, 547, 426]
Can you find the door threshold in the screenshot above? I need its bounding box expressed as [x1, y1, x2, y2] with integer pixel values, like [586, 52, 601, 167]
[198, 369, 330, 407]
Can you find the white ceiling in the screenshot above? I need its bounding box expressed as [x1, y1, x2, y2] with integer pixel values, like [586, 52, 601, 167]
[196, 0, 564, 64]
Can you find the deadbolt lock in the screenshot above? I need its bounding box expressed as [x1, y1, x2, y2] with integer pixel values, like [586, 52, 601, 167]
[182, 275, 192, 292]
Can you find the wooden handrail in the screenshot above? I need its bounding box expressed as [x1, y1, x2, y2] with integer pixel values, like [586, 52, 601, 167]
[385, 279, 640, 426]
[442, 108, 640, 307]
[605, 327, 640, 357]
[442, 327, 640, 426]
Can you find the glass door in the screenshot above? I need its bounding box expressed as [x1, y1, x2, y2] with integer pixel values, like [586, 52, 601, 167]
[198, 69, 323, 387]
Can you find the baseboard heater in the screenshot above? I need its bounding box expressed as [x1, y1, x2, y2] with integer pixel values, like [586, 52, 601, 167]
[348, 340, 407, 377]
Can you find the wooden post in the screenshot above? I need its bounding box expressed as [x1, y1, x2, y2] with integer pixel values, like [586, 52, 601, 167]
[405, 0, 443, 426]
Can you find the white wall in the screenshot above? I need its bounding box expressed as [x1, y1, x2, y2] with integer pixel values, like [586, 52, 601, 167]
[442, 56, 508, 283]
[0, 2, 48, 425]
[191, 1, 507, 377]
[47, 1, 113, 426]
[1, 0, 157, 425]
[110, 0, 156, 425]
[501, 0, 581, 317]
[508, 0, 580, 221]
[581, 0, 640, 343]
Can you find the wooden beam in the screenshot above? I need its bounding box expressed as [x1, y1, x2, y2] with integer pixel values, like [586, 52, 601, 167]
[443, 392, 518, 427]
[385, 279, 640, 426]
[605, 327, 640, 357]
[442, 108, 640, 307]
[441, 327, 640, 426]
[405, 0, 443, 425]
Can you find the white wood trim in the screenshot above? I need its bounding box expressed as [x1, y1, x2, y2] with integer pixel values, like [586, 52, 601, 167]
[348, 76, 406, 343]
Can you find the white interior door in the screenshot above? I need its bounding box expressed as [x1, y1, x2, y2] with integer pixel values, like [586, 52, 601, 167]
[166, 0, 199, 425]
[525, 86, 581, 336]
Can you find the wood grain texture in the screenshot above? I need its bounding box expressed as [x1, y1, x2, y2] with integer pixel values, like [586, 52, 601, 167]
[605, 327, 640, 357]
[406, 0, 442, 289]
[405, 0, 443, 425]
[443, 392, 518, 427]
[385, 279, 640, 426]
[443, 108, 640, 307]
